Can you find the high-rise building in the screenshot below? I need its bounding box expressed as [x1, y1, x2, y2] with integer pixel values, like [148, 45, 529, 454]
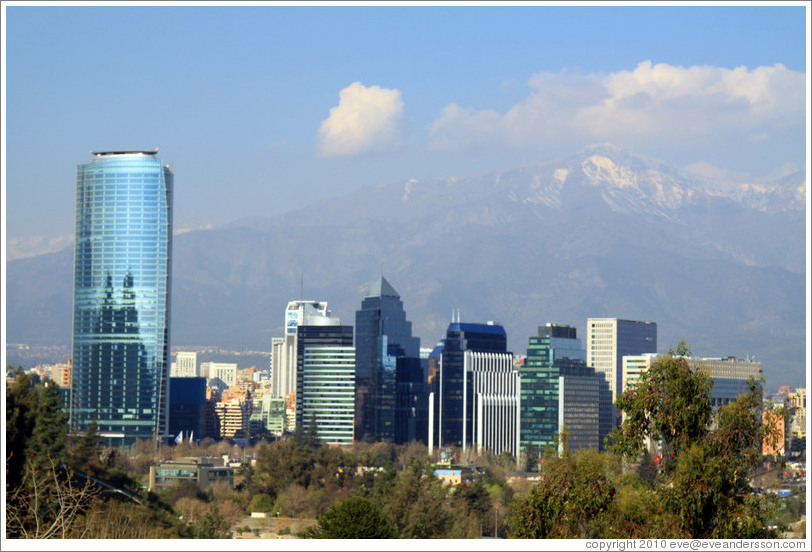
[520, 324, 612, 459]
[621, 354, 763, 408]
[271, 300, 330, 399]
[294, 313, 354, 429]
[354, 275, 421, 443]
[171, 352, 198, 378]
[70, 150, 172, 448]
[168, 377, 207, 441]
[586, 318, 657, 427]
[203, 362, 238, 392]
[301, 346, 356, 445]
[428, 320, 518, 457]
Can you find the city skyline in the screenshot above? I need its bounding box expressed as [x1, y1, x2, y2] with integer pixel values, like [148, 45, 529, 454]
[3, 3, 808, 252]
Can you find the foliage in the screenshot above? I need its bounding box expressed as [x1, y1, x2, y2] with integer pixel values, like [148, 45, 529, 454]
[6, 375, 69, 490]
[376, 458, 450, 538]
[608, 347, 777, 539]
[301, 496, 398, 539]
[248, 493, 275, 513]
[188, 506, 231, 538]
[508, 448, 615, 538]
[610, 341, 713, 468]
[71, 499, 179, 538]
[510, 343, 779, 539]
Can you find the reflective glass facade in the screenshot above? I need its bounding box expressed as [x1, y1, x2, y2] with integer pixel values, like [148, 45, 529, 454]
[354, 276, 420, 443]
[520, 324, 611, 458]
[70, 151, 172, 448]
[429, 322, 509, 450]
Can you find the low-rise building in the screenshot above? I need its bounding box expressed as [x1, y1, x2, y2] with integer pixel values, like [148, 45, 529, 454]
[148, 457, 234, 491]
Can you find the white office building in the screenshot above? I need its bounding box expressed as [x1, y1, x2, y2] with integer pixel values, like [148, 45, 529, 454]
[271, 300, 330, 399]
[171, 351, 198, 378]
[301, 346, 356, 445]
[586, 318, 657, 405]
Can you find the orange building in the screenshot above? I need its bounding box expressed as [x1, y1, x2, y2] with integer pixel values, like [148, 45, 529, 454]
[762, 408, 786, 458]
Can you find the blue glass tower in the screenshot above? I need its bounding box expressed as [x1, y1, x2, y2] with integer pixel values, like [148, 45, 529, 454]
[354, 276, 420, 443]
[70, 150, 173, 448]
[429, 321, 511, 451]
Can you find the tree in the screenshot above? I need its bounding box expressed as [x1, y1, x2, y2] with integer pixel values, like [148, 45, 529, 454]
[301, 496, 397, 539]
[248, 493, 275, 514]
[6, 374, 39, 490]
[376, 459, 450, 538]
[189, 506, 231, 538]
[507, 448, 616, 538]
[27, 380, 70, 470]
[609, 344, 778, 539]
[610, 341, 713, 468]
[6, 460, 99, 539]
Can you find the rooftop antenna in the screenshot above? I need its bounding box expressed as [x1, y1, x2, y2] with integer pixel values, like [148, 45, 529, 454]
[300, 270, 304, 301]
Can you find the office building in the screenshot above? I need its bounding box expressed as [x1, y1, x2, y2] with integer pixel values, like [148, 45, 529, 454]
[70, 150, 173, 448]
[621, 354, 763, 408]
[171, 352, 198, 378]
[249, 394, 286, 437]
[428, 320, 518, 457]
[149, 458, 234, 492]
[271, 300, 330, 399]
[586, 318, 657, 429]
[204, 362, 238, 392]
[294, 313, 354, 429]
[354, 275, 422, 443]
[300, 346, 356, 445]
[520, 324, 612, 458]
[168, 377, 207, 441]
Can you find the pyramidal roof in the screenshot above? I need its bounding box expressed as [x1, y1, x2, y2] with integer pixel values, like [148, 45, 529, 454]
[367, 275, 400, 298]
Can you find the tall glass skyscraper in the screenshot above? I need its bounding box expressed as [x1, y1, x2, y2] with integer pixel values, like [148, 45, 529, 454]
[428, 320, 517, 455]
[70, 150, 173, 448]
[520, 323, 612, 461]
[354, 276, 420, 443]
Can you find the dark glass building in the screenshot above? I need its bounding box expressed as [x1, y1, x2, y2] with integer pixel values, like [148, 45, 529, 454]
[520, 324, 612, 461]
[354, 276, 421, 443]
[429, 321, 514, 453]
[169, 377, 207, 441]
[70, 150, 172, 448]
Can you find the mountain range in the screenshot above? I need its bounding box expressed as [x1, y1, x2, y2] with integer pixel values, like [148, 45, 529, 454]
[6, 144, 807, 391]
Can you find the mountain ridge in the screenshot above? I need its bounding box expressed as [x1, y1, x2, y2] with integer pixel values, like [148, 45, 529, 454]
[6, 145, 807, 391]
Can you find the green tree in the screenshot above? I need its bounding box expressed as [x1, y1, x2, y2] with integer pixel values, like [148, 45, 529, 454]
[610, 341, 713, 468]
[190, 506, 231, 538]
[609, 345, 777, 539]
[248, 493, 275, 513]
[27, 380, 70, 469]
[376, 459, 450, 538]
[301, 496, 397, 539]
[507, 448, 616, 538]
[6, 374, 39, 490]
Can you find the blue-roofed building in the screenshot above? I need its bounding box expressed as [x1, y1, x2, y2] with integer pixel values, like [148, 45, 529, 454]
[428, 319, 519, 457]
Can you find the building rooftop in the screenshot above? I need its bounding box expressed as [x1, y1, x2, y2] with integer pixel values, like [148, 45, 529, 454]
[91, 149, 159, 157]
[366, 275, 400, 298]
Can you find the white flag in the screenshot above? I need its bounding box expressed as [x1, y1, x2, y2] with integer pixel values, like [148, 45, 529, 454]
[174, 432, 182, 445]
[188, 431, 194, 445]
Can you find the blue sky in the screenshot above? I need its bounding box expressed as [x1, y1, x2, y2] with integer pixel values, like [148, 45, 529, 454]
[3, 3, 809, 256]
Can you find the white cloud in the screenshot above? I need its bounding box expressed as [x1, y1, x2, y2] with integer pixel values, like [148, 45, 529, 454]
[427, 61, 805, 155]
[317, 82, 407, 157]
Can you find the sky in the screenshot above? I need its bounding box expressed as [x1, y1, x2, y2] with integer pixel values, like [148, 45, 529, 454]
[2, 2, 809, 258]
